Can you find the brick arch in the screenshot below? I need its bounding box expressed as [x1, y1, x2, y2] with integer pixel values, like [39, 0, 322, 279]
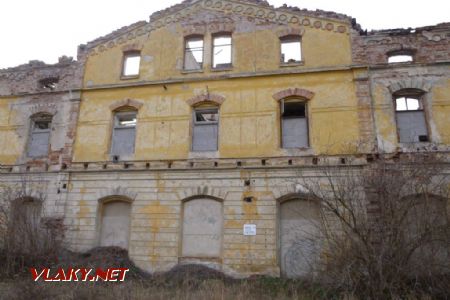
[96, 187, 137, 202]
[28, 104, 57, 118]
[109, 99, 143, 111]
[388, 78, 431, 94]
[186, 93, 226, 107]
[272, 88, 315, 102]
[177, 185, 226, 201]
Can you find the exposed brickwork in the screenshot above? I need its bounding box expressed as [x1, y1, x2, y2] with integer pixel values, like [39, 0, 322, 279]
[109, 99, 144, 111]
[0, 57, 82, 168]
[186, 93, 226, 106]
[351, 23, 450, 65]
[272, 88, 315, 101]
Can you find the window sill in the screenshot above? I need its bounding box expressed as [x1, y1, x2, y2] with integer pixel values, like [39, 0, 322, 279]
[280, 61, 304, 67]
[181, 69, 204, 74]
[188, 151, 219, 159]
[280, 147, 314, 156]
[211, 67, 233, 72]
[120, 75, 140, 80]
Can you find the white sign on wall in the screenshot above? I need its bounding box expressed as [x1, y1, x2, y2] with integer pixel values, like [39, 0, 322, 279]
[243, 224, 256, 236]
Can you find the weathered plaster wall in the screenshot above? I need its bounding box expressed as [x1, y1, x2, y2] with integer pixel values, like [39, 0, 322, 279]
[60, 167, 341, 276]
[74, 71, 360, 162]
[82, 0, 352, 88]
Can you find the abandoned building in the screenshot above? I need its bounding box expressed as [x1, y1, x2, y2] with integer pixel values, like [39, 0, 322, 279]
[0, 0, 449, 278]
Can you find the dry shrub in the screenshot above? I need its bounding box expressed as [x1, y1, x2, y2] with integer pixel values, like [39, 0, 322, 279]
[0, 176, 65, 278]
[302, 153, 450, 299]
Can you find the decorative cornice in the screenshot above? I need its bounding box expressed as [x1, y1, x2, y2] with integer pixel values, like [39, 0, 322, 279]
[86, 0, 350, 57]
[272, 88, 315, 101]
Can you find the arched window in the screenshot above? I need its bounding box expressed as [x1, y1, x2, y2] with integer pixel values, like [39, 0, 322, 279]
[192, 103, 219, 151]
[181, 197, 223, 258]
[394, 89, 428, 143]
[28, 113, 52, 157]
[99, 200, 131, 249]
[10, 197, 43, 250]
[279, 198, 321, 278]
[281, 98, 309, 148]
[402, 194, 448, 273]
[110, 106, 137, 158]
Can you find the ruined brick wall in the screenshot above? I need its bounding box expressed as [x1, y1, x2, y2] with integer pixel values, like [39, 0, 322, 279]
[0, 57, 83, 168]
[351, 23, 450, 65]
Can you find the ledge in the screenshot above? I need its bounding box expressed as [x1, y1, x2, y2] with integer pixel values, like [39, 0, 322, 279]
[280, 61, 305, 67]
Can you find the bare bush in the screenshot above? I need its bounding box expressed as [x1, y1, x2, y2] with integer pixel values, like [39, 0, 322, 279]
[301, 153, 450, 299]
[0, 176, 65, 278]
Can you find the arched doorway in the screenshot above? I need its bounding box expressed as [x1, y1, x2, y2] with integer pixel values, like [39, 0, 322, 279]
[279, 197, 322, 278]
[181, 197, 223, 258]
[99, 199, 131, 249]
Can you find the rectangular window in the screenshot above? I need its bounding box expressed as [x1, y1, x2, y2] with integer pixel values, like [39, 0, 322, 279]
[280, 36, 302, 64]
[184, 37, 204, 70]
[111, 112, 137, 156]
[388, 54, 413, 63]
[281, 100, 308, 148]
[122, 52, 141, 77]
[395, 97, 428, 143]
[212, 35, 232, 69]
[28, 117, 52, 157]
[192, 108, 218, 151]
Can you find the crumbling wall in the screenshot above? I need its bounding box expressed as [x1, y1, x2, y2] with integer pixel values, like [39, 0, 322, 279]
[0, 56, 83, 167]
[351, 23, 450, 65]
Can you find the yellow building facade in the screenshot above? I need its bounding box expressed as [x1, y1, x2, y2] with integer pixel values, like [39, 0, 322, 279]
[0, 0, 449, 277]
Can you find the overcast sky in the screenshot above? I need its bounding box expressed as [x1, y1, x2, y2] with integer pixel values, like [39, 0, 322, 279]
[1, 0, 448, 69]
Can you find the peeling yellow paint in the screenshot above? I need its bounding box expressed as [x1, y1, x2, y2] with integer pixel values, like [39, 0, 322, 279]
[77, 200, 90, 218]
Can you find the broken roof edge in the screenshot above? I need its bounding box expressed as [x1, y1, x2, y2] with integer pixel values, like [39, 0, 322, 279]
[359, 22, 450, 36]
[0, 56, 78, 73]
[149, 0, 358, 25]
[80, 20, 148, 51]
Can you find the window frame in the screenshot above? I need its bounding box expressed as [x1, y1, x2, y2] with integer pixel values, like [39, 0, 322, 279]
[121, 51, 141, 79]
[27, 113, 52, 158]
[110, 110, 138, 157]
[191, 106, 219, 152]
[387, 50, 415, 64]
[279, 35, 303, 66]
[280, 98, 309, 149]
[211, 33, 233, 70]
[393, 90, 430, 143]
[183, 35, 205, 71]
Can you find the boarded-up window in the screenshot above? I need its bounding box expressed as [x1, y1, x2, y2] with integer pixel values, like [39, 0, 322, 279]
[99, 201, 131, 249]
[184, 36, 204, 70]
[280, 35, 302, 64]
[403, 195, 448, 273]
[111, 111, 137, 156]
[192, 108, 218, 151]
[280, 199, 321, 278]
[212, 34, 232, 69]
[28, 114, 52, 157]
[122, 52, 141, 77]
[395, 96, 428, 143]
[10, 197, 43, 251]
[281, 100, 308, 148]
[182, 198, 222, 257]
